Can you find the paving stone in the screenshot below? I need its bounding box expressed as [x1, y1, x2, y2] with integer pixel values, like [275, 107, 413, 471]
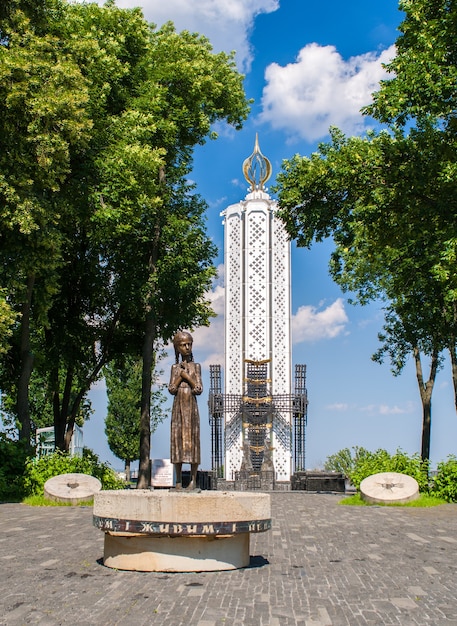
[1, 494, 457, 625]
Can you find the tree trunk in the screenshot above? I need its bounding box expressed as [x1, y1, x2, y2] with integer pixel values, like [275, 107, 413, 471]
[450, 342, 457, 413]
[137, 315, 156, 489]
[17, 274, 35, 444]
[53, 308, 122, 452]
[52, 386, 65, 453]
[52, 365, 74, 452]
[64, 351, 111, 451]
[420, 397, 432, 464]
[413, 346, 439, 463]
[449, 303, 457, 412]
[64, 388, 84, 453]
[137, 221, 161, 490]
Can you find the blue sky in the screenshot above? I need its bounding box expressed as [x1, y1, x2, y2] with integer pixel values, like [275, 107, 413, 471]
[82, 0, 457, 472]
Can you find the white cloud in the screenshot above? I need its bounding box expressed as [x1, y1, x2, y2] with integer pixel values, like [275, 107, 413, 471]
[378, 403, 413, 415]
[168, 273, 350, 368]
[207, 196, 228, 210]
[360, 402, 415, 416]
[325, 401, 415, 415]
[78, 0, 279, 72]
[90, 377, 107, 392]
[292, 298, 348, 343]
[231, 178, 247, 191]
[325, 403, 350, 411]
[164, 319, 224, 377]
[259, 43, 396, 142]
[190, 269, 225, 368]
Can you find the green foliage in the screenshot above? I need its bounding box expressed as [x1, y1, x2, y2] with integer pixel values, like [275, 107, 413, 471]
[347, 448, 429, 492]
[0, 433, 29, 501]
[324, 446, 370, 477]
[326, 447, 430, 492]
[104, 359, 141, 465]
[431, 455, 457, 502]
[0, 0, 250, 450]
[80, 447, 125, 490]
[276, 128, 456, 346]
[104, 357, 167, 466]
[23, 447, 125, 496]
[0, 289, 16, 355]
[275, 1, 457, 463]
[340, 493, 447, 507]
[366, 0, 457, 127]
[23, 494, 94, 507]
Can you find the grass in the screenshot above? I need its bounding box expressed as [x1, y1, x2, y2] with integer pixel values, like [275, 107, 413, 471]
[22, 494, 94, 507]
[339, 493, 448, 507]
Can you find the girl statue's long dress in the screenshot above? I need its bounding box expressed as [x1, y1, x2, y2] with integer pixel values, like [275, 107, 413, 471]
[168, 361, 202, 467]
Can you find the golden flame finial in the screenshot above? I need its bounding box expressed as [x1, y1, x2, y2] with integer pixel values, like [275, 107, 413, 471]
[242, 134, 272, 191]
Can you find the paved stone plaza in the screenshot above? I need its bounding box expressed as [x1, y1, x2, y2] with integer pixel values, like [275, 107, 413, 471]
[1, 492, 457, 625]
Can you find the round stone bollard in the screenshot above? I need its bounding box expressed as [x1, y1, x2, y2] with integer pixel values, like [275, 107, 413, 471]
[93, 490, 271, 572]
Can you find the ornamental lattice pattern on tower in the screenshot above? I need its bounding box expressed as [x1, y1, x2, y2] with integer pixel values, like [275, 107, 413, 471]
[226, 213, 242, 395]
[271, 211, 290, 396]
[246, 209, 268, 359]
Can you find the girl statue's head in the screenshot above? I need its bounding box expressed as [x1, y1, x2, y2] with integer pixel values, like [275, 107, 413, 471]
[172, 330, 194, 363]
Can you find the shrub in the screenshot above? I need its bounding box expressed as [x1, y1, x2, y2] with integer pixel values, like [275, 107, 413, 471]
[324, 446, 370, 477]
[0, 434, 29, 501]
[431, 456, 457, 502]
[80, 448, 126, 490]
[23, 448, 125, 496]
[345, 448, 429, 492]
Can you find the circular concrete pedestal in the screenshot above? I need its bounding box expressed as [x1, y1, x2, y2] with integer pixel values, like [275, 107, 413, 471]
[104, 532, 250, 572]
[93, 490, 271, 572]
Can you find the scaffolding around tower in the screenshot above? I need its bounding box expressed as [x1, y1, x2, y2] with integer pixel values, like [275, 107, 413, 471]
[208, 362, 308, 489]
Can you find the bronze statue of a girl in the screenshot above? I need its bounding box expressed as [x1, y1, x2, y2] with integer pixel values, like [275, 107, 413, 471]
[168, 331, 202, 490]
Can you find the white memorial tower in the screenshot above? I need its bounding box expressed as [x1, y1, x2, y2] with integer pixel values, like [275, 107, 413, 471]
[209, 137, 307, 486]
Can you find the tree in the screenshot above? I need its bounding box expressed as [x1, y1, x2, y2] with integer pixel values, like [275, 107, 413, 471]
[324, 447, 366, 478]
[104, 357, 166, 482]
[0, 0, 140, 446]
[366, 0, 457, 127]
[372, 305, 443, 463]
[0, 0, 250, 465]
[0, 0, 93, 443]
[365, 0, 457, 412]
[88, 22, 249, 487]
[276, 3, 457, 463]
[276, 123, 455, 462]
